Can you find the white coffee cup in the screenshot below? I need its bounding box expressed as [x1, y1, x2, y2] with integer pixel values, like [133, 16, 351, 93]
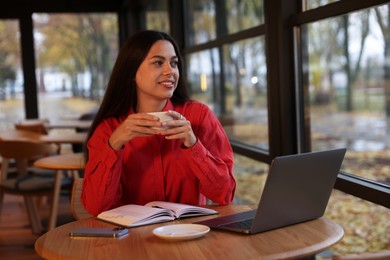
[147, 112, 173, 129]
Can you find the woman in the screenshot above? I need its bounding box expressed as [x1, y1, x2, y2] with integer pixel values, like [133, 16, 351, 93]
[82, 30, 236, 215]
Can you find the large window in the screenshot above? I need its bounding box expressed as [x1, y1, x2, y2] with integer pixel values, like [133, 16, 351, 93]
[304, 4, 390, 185]
[295, 1, 390, 256]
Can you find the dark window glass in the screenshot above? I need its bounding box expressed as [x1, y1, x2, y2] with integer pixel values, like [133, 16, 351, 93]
[32, 13, 118, 121]
[0, 19, 24, 130]
[304, 0, 340, 10]
[223, 36, 268, 149]
[146, 0, 169, 32]
[187, 0, 264, 46]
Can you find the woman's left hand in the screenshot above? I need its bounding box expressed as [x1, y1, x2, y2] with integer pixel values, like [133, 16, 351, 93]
[159, 110, 197, 148]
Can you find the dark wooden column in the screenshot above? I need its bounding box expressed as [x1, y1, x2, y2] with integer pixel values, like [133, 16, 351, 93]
[19, 13, 38, 119]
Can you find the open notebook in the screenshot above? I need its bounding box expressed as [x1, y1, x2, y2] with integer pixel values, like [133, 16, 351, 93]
[195, 148, 346, 234]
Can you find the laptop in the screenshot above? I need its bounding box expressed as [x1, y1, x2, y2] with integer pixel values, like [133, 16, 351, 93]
[194, 148, 346, 234]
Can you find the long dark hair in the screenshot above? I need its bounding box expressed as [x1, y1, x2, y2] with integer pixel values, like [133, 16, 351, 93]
[84, 30, 189, 160]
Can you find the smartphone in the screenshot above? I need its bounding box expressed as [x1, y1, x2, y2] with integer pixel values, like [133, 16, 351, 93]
[69, 227, 129, 238]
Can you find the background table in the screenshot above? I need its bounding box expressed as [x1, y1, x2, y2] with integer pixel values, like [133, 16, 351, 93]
[35, 205, 344, 260]
[0, 129, 43, 141]
[0, 129, 87, 144]
[33, 153, 85, 230]
[39, 132, 87, 145]
[16, 119, 92, 130]
[44, 120, 92, 130]
[0, 129, 87, 153]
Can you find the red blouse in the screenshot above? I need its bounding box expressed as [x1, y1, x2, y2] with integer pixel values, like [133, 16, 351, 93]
[81, 100, 236, 215]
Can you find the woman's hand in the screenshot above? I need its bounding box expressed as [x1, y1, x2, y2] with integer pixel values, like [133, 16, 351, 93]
[108, 113, 162, 150]
[159, 110, 197, 148]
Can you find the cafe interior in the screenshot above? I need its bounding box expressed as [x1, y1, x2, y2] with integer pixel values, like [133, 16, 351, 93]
[0, 0, 389, 259]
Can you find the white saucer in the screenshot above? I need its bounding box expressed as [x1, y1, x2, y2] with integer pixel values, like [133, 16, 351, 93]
[152, 224, 210, 241]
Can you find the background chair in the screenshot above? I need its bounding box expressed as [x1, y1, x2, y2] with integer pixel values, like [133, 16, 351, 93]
[15, 119, 50, 135]
[14, 120, 65, 154]
[72, 108, 97, 153]
[0, 140, 61, 234]
[70, 178, 93, 220]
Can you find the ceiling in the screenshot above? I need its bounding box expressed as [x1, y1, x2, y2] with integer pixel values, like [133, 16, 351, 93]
[0, 0, 149, 17]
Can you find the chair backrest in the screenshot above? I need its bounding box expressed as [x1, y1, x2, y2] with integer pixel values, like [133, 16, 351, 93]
[15, 121, 49, 135]
[0, 140, 57, 179]
[71, 178, 93, 220]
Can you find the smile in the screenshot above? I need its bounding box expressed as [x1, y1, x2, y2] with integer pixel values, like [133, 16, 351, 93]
[159, 81, 175, 87]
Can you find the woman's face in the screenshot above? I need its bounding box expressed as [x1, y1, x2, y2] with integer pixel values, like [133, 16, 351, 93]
[135, 40, 180, 104]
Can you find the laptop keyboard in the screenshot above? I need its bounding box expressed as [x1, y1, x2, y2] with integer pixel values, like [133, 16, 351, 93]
[221, 218, 253, 229]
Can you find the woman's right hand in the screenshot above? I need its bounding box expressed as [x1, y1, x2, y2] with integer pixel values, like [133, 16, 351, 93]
[108, 113, 162, 150]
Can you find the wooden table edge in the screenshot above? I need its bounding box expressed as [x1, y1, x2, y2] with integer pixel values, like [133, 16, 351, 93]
[263, 218, 344, 259]
[33, 153, 85, 170]
[35, 216, 344, 260]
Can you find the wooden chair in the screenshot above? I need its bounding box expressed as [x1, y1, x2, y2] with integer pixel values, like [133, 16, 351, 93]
[72, 110, 97, 153]
[14, 120, 64, 154]
[0, 140, 58, 234]
[70, 178, 93, 220]
[15, 119, 49, 135]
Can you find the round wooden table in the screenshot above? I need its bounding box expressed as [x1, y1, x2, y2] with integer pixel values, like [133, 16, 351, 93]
[34, 152, 85, 231]
[35, 205, 344, 260]
[0, 129, 87, 153]
[0, 129, 43, 141]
